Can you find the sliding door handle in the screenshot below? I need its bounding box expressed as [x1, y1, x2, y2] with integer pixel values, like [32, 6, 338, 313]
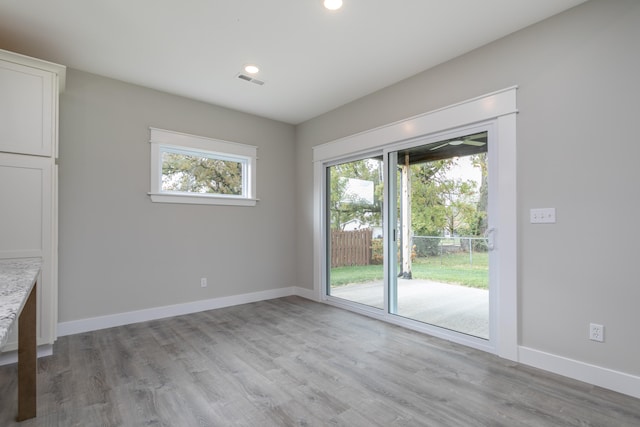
[485, 227, 496, 251]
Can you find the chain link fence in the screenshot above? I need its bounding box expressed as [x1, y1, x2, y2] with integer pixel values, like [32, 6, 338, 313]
[412, 235, 488, 265]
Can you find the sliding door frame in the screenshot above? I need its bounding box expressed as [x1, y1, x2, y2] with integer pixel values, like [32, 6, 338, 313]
[313, 87, 518, 360]
[384, 123, 495, 348]
[323, 151, 386, 312]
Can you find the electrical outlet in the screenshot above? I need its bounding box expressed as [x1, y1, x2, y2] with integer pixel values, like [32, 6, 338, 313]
[200, 277, 207, 288]
[589, 323, 604, 342]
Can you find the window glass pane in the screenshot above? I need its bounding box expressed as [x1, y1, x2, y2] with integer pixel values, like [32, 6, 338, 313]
[326, 156, 384, 310]
[390, 132, 490, 339]
[161, 149, 245, 196]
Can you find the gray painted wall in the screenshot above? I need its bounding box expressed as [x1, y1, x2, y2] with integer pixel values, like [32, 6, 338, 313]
[295, 0, 640, 375]
[59, 69, 296, 321]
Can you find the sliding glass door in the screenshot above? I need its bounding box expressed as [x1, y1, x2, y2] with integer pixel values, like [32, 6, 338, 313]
[326, 155, 384, 310]
[323, 130, 492, 342]
[388, 132, 490, 339]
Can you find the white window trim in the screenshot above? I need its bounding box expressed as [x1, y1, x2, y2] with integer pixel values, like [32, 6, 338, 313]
[148, 127, 258, 206]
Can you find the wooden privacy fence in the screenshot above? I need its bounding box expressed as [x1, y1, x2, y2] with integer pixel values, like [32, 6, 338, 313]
[331, 229, 372, 267]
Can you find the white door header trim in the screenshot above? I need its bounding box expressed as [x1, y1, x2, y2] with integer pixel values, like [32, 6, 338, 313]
[313, 86, 517, 163]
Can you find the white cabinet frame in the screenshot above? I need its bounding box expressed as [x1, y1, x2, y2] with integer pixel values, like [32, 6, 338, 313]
[0, 49, 65, 353]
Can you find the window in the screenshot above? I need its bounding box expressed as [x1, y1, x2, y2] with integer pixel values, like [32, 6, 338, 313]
[149, 128, 257, 206]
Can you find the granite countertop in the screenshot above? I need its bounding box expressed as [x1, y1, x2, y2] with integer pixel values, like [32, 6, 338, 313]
[0, 258, 42, 349]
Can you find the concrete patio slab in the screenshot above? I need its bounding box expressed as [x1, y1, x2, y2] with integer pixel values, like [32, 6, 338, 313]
[330, 278, 489, 339]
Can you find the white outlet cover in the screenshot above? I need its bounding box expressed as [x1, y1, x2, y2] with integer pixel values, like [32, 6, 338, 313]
[589, 323, 604, 342]
[530, 207, 556, 224]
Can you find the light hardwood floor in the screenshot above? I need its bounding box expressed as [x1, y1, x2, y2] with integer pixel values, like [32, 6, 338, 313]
[1, 296, 639, 426]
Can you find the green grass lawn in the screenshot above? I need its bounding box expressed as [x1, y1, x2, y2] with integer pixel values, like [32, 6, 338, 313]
[330, 252, 489, 289]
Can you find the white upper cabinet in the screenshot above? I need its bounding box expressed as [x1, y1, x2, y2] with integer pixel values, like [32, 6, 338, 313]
[0, 50, 65, 157]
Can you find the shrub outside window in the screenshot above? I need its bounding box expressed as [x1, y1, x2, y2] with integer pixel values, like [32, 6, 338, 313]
[149, 128, 257, 206]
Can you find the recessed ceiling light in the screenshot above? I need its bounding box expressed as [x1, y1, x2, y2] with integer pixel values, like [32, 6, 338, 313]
[324, 0, 342, 11]
[244, 64, 260, 74]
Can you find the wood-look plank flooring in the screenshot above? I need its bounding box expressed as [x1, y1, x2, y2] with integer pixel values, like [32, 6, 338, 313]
[1, 296, 639, 426]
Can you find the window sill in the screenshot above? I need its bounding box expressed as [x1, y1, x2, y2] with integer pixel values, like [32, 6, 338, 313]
[148, 193, 258, 206]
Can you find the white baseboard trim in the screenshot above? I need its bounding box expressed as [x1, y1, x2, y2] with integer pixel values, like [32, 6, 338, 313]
[0, 344, 53, 366]
[292, 286, 318, 301]
[519, 346, 640, 399]
[58, 286, 313, 337]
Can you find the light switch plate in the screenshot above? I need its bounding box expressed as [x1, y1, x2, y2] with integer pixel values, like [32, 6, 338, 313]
[530, 208, 556, 224]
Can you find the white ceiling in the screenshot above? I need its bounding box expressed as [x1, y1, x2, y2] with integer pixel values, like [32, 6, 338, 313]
[0, 0, 587, 124]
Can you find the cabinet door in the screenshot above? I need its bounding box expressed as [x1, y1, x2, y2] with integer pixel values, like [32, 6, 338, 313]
[0, 60, 56, 157]
[0, 153, 56, 347]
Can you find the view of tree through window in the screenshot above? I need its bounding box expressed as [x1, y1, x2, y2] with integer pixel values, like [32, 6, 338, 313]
[409, 153, 487, 240]
[327, 154, 487, 239]
[328, 158, 384, 231]
[161, 150, 244, 196]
